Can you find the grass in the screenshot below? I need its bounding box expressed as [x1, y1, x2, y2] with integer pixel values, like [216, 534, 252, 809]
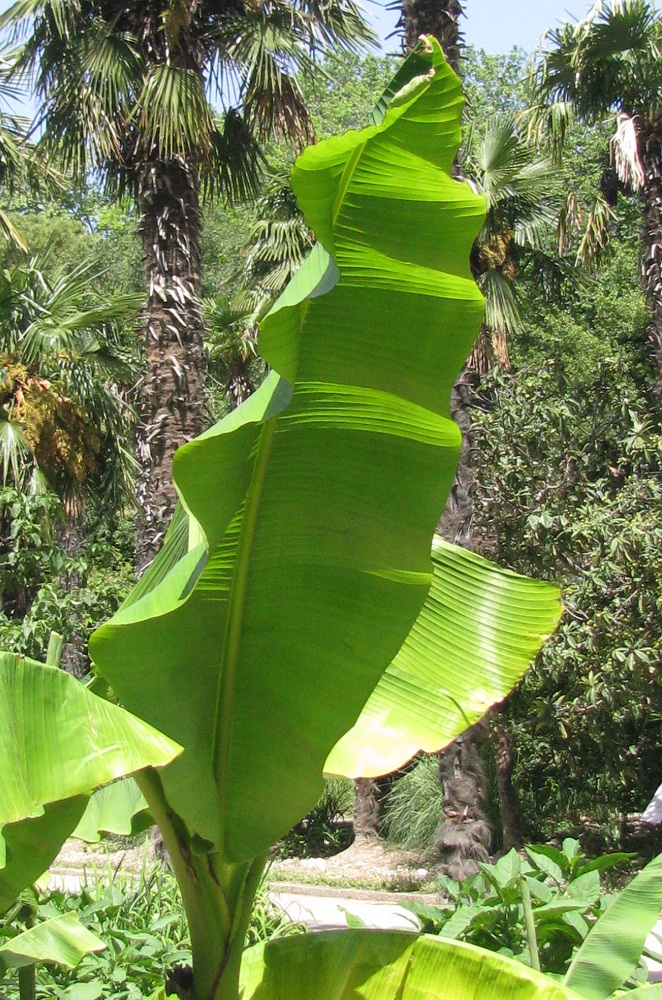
[267, 864, 432, 894]
[382, 755, 443, 853]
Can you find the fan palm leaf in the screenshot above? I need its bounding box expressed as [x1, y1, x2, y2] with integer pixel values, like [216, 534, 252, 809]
[463, 117, 563, 370]
[0, 257, 141, 504]
[529, 0, 662, 388]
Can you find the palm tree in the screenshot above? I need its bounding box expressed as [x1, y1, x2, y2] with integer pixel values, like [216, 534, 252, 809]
[0, 257, 141, 507]
[231, 160, 314, 321]
[463, 118, 563, 375]
[203, 297, 267, 416]
[0, 0, 374, 569]
[396, 0, 463, 72]
[528, 0, 662, 390]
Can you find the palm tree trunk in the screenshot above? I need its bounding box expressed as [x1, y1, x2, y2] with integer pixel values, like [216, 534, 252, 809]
[491, 719, 526, 850]
[134, 155, 206, 574]
[399, 0, 463, 72]
[352, 4, 474, 846]
[640, 116, 662, 393]
[353, 778, 381, 841]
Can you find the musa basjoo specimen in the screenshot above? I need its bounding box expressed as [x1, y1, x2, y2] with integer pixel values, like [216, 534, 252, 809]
[87, 38, 563, 1000]
[1, 38, 569, 1000]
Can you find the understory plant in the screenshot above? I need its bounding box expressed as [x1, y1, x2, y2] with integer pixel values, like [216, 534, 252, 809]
[427, 843, 662, 999]
[0, 37, 604, 1000]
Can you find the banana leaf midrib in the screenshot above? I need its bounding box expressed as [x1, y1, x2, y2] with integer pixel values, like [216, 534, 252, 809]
[212, 416, 277, 853]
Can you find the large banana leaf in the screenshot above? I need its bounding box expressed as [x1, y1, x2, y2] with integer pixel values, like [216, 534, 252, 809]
[326, 537, 561, 777]
[0, 912, 105, 972]
[0, 652, 181, 913]
[563, 852, 662, 999]
[89, 38, 486, 865]
[238, 931, 584, 1000]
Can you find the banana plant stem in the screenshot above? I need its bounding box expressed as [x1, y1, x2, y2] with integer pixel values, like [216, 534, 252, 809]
[18, 965, 36, 1000]
[520, 875, 541, 972]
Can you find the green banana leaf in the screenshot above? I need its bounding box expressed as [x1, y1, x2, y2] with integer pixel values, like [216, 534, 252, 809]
[563, 852, 662, 999]
[0, 911, 105, 972]
[614, 988, 662, 998]
[0, 652, 181, 913]
[326, 537, 561, 776]
[237, 930, 584, 999]
[72, 779, 152, 843]
[89, 37, 486, 865]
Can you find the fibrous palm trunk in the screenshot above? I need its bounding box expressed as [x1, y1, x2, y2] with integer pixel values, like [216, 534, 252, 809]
[491, 718, 526, 851]
[640, 115, 662, 393]
[401, 1, 526, 859]
[353, 778, 382, 841]
[400, 0, 463, 72]
[134, 155, 206, 573]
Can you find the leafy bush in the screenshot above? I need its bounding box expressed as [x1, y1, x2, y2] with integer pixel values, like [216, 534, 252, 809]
[406, 840, 637, 978]
[276, 779, 355, 858]
[1, 869, 301, 1000]
[473, 241, 662, 836]
[0, 489, 133, 665]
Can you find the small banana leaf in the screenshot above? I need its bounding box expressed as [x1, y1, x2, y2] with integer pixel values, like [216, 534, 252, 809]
[0, 652, 181, 913]
[0, 911, 105, 972]
[563, 852, 662, 999]
[72, 779, 152, 843]
[326, 538, 561, 776]
[238, 930, 584, 999]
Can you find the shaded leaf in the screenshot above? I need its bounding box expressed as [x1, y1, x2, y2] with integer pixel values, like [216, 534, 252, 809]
[0, 911, 104, 971]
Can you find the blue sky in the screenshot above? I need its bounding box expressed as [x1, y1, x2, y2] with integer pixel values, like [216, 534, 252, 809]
[370, 0, 602, 54]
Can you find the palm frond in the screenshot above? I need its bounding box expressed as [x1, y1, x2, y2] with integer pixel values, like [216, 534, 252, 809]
[205, 109, 265, 204]
[135, 63, 214, 161]
[478, 268, 523, 338]
[0, 409, 31, 486]
[297, 0, 377, 53]
[575, 193, 616, 270]
[611, 110, 645, 189]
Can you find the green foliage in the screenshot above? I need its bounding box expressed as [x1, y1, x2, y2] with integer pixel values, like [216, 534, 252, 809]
[381, 755, 442, 853]
[473, 241, 662, 834]
[303, 52, 396, 138]
[406, 842, 637, 980]
[276, 780, 354, 859]
[0, 256, 141, 503]
[0, 488, 133, 662]
[461, 47, 529, 125]
[0, 871, 300, 1000]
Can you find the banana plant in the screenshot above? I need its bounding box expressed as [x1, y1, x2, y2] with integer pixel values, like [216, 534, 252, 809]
[0, 646, 182, 998]
[85, 37, 567, 1000]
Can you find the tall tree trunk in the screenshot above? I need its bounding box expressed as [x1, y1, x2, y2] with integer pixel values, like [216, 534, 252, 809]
[434, 724, 491, 880]
[134, 155, 206, 574]
[640, 115, 662, 393]
[491, 719, 526, 851]
[399, 3, 526, 858]
[353, 778, 381, 842]
[399, 0, 463, 72]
